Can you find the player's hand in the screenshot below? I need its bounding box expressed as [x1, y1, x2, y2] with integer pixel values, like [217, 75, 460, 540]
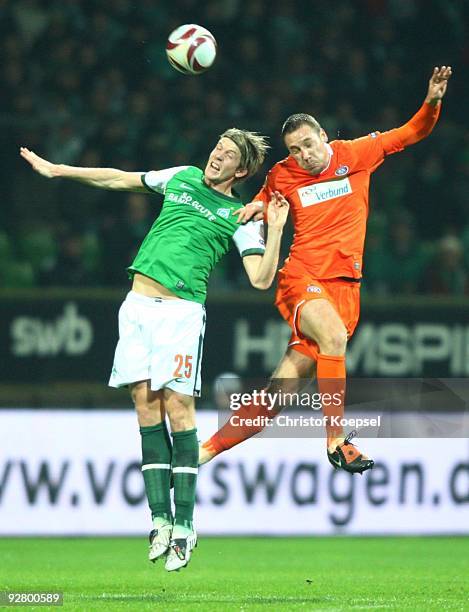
[267, 191, 289, 230]
[425, 66, 452, 103]
[233, 201, 265, 224]
[20, 147, 59, 179]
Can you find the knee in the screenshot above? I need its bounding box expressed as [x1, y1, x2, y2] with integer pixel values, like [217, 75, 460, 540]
[168, 405, 189, 431]
[165, 392, 195, 432]
[132, 398, 155, 426]
[300, 301, 348, 357]
[130, 382, 162, 426]
[318, 326, 348, 355]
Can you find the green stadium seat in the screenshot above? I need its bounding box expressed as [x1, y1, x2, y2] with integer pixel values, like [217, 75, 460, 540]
[82, 232, 101, 273]
[1, 261, 36, 288]
[0, 231, 12, 261]
[18, 228, 57, 272]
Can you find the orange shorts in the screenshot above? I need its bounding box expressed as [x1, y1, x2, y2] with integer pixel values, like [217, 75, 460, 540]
[275, 273, 361, 361]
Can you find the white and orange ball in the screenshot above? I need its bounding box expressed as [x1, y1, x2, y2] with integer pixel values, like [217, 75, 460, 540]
[166, 24, 217, 75]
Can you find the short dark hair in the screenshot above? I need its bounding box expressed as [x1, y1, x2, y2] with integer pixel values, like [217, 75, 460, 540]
[281, 113, 322, 138]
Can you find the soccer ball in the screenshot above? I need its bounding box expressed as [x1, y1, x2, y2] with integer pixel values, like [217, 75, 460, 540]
[166, 24, 217, 75]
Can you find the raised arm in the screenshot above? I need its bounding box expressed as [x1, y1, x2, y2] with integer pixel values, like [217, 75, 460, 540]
[242, 191, 289, 290]
[20, 147, 146, 192]
[425, 65, 452, 106]
[382, 66, 452, 150]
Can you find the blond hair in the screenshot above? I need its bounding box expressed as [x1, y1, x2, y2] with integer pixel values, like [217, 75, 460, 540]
[220, 128, 269, 180]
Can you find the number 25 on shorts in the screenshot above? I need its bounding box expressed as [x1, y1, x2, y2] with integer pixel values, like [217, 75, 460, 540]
[173, 354, 193, 379]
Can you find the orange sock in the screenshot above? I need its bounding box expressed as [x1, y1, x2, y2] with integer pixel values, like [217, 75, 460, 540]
[202, 388, 279, 456]
[316, 354, 346, 448]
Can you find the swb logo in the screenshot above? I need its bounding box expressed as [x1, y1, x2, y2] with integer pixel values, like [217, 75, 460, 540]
[11, 303, 93, 357]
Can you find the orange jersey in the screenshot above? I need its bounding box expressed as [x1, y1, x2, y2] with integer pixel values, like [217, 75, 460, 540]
[255, 102, 441, 280]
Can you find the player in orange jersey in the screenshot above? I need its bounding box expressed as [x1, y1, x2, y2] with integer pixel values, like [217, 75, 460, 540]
[200, 66, 452, 473]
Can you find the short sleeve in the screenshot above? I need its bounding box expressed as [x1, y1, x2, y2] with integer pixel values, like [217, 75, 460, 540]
[141, 166, 189, 194]
[232, 220, 266, 257]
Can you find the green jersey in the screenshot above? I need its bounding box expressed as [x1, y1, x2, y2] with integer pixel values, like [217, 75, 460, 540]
[128, 166, 265, 303]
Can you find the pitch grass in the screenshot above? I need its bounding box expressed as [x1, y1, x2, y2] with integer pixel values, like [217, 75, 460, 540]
[1, 537, 468, 611]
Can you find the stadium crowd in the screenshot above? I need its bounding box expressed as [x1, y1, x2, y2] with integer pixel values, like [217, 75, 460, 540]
[1, 0, 469, 295]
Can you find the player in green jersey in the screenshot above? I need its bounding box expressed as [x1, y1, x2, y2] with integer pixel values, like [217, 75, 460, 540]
[20, 129, 289, 571]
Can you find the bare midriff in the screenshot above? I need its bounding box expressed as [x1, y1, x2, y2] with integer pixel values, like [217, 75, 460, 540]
[132, 272, 180, 299]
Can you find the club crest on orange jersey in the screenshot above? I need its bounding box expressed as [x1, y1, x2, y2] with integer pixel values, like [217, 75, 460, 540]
[335, 165, 349, 176]
[307, 285, 322, 294]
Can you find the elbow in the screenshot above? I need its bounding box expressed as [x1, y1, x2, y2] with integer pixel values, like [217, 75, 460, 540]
[250, 278, 272, 290]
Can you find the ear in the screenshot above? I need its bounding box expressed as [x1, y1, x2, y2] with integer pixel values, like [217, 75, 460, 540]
[320, 128, 328, 143]
[235, 167, 248, 179]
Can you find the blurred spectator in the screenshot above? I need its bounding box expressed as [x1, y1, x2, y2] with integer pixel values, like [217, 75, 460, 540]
[45, 121, 85, 164]
[39, 228, 96, 287]
[362, 212, 389, 295]
[421, 235, 468, 296]
[99, 192, 155, 286]
[380, 210, 432, 295]
[11, 0, 49, 47]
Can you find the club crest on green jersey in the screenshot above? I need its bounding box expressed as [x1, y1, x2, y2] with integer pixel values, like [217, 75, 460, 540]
[216, 207, 231, 219]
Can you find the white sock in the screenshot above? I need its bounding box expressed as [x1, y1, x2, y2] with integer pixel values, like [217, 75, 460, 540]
[172, 523, 193, 538]
[153, 516, 171, 530]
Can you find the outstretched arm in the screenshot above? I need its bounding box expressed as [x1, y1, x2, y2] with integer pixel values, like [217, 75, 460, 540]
[383, 66, 452, 149]
[242, 191, 289, 290]
[20, 147, 146, 192]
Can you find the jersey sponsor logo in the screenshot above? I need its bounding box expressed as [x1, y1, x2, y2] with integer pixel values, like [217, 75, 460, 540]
[167, 191, 216, 221]
[216, 207, 231, 219]
[335, 165, 349, 176]
[306, 285, 322, 294]
[298, 177, 352, 207]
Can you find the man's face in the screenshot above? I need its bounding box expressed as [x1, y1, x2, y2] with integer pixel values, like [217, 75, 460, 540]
[284, 125, 330, 174]
[204, 137, 247, 184]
